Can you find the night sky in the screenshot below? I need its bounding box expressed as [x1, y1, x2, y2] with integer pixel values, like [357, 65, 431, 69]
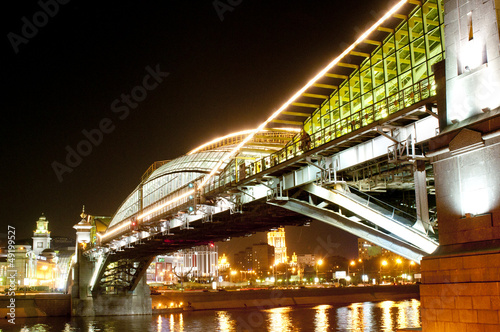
[2, 0, 391, 258]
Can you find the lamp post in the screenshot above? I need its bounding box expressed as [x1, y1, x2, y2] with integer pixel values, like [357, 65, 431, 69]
[380, 260, 388, 284]
[395, 258, 402, 284]
[316, 259, 323, 284]
[358, 259, 365, 284]
[348, 260, 355, 285]
[408, 261, 415, 283]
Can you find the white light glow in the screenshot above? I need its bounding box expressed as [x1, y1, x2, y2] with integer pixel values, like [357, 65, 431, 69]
[137, 189, 195, 221]
[102, 220, 131, 239]
[198, 0, 409, 190]
[188, 129, 255, 155]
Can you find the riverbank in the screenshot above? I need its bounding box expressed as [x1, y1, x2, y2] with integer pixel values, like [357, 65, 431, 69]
[0, 285, 419, 318]
[151, 284, 420, 313]
[0, 294, 71, 319]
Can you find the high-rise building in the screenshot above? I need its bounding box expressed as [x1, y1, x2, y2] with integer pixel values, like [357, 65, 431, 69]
[267, 227, 287, 264]
[357, 238, 390, 260]
[252, 242, 274, 273]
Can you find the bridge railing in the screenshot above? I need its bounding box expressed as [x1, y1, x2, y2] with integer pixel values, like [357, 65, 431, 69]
[211, 75, 437, 191]
[344, 185, 418, 229]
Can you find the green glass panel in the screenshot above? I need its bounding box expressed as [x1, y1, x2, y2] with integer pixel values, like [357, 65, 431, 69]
[362, 92, 373, 108]
[371, 47, 383, 65]
[400, 70, 413, 89]
[409, 8, 423, 41]
[412, 36, 426, 66]
[351, 113, 361, 131]
[340, 84, 350, 105]
[385, 56, 397, 81]
[413, 61, 428, 84]
[341, 104, 350, 119]
[383, 36, 396, 58]
[321, 113, 331, 129]
[332, 108, 340, 122]
[397, 46, 411, 73]
[374, 85, 386, 102]
[351, 97, 361, 113]
[427, 26, 442, 58]
[396, 22, 409, 49]
[312, 111, 321, 133]
[374, 100, 388, 120]
[362, 106, 374, 126]
[350, 74, 361, 99]
[387, 77, 398, 97]
[423, 1, 440, 33]
[428, 53, 443, 75]
[373, 60, 385, 87]
[361, 68, 373, 93]
[360, 58, 370, 72]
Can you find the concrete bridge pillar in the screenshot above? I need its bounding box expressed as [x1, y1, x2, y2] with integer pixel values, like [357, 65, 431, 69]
[69, 211, 152, 316]
[420, 0, 500, 329]
[70, 243, 152, 316]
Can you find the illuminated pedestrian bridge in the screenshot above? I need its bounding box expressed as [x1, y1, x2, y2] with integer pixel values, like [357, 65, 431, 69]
[83, 0, 445, 297]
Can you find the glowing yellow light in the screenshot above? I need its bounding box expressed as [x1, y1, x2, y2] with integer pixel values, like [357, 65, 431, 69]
[350, 261, 355, 266]
[230, 270, 237, 275]
[188, 129, 255, 155]
[41, 265, 48, 271]
[197, 0, 409, 191]
[410, 261, 415, 266]
[382, 260, 388, 266]
[102, 220, 132, 239]
[396, 258, 402, 264]
[137, 189, 195, 221]
[317, 259, 323, 266]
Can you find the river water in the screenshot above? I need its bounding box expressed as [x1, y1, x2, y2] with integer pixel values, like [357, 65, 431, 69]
[5, 299, 420, 332]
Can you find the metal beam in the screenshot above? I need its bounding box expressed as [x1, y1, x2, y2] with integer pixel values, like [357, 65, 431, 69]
[267, 197, 426, 262]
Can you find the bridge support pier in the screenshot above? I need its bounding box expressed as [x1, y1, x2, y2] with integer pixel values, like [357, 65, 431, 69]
[70, 244, 152, 316]
[421, 128, 500, 331]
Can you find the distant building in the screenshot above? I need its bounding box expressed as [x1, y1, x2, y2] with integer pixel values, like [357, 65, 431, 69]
[267, 227, 287, 264]
[233, 246, 253, 271]
[0, 214, 75, 291]
[252, 242, 274, 274]
[297, 254, 316, 267]
[32, 214, 51, 256]
[357, 238, 391, 260]
[147, 244, 218, 284]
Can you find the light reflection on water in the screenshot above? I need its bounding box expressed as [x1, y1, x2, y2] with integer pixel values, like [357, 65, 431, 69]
[13, 299, 420, 332]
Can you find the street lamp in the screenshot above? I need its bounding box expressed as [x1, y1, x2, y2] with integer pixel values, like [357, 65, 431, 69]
[395, 258, 402, 284]
[380, 260, 388, 284]
[316, 259, 323, 284]
[408, 261, 415, 282]
[348, 260, 355, 285]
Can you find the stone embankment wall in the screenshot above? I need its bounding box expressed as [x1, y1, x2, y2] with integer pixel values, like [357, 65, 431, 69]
[0, 294, 71, 319]
[152, 284, 420, 311]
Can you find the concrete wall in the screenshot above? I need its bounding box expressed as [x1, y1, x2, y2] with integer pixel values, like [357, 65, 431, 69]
[151, 285, 420, 311]
[0, 294, 71, 319]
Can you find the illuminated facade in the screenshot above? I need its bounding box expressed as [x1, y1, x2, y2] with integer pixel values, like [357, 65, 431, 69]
[357, 238, 390, 260]
[32, 214, 51, 256]
[267, 227, 287, 264]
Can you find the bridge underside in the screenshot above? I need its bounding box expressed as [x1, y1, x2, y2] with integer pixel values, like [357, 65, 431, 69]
[92, 200, 310, 294]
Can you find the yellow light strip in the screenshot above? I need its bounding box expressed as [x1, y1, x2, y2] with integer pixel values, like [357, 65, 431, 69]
[101, 221, 131, 239]
[187, 129, 255, 155]
[137, 189, 195, 221]
[198, 0, 409, 190]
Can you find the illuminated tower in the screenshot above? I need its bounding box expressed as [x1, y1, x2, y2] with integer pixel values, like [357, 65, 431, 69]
[267, 227, 287, 264]
[32, 213, 51, 256]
